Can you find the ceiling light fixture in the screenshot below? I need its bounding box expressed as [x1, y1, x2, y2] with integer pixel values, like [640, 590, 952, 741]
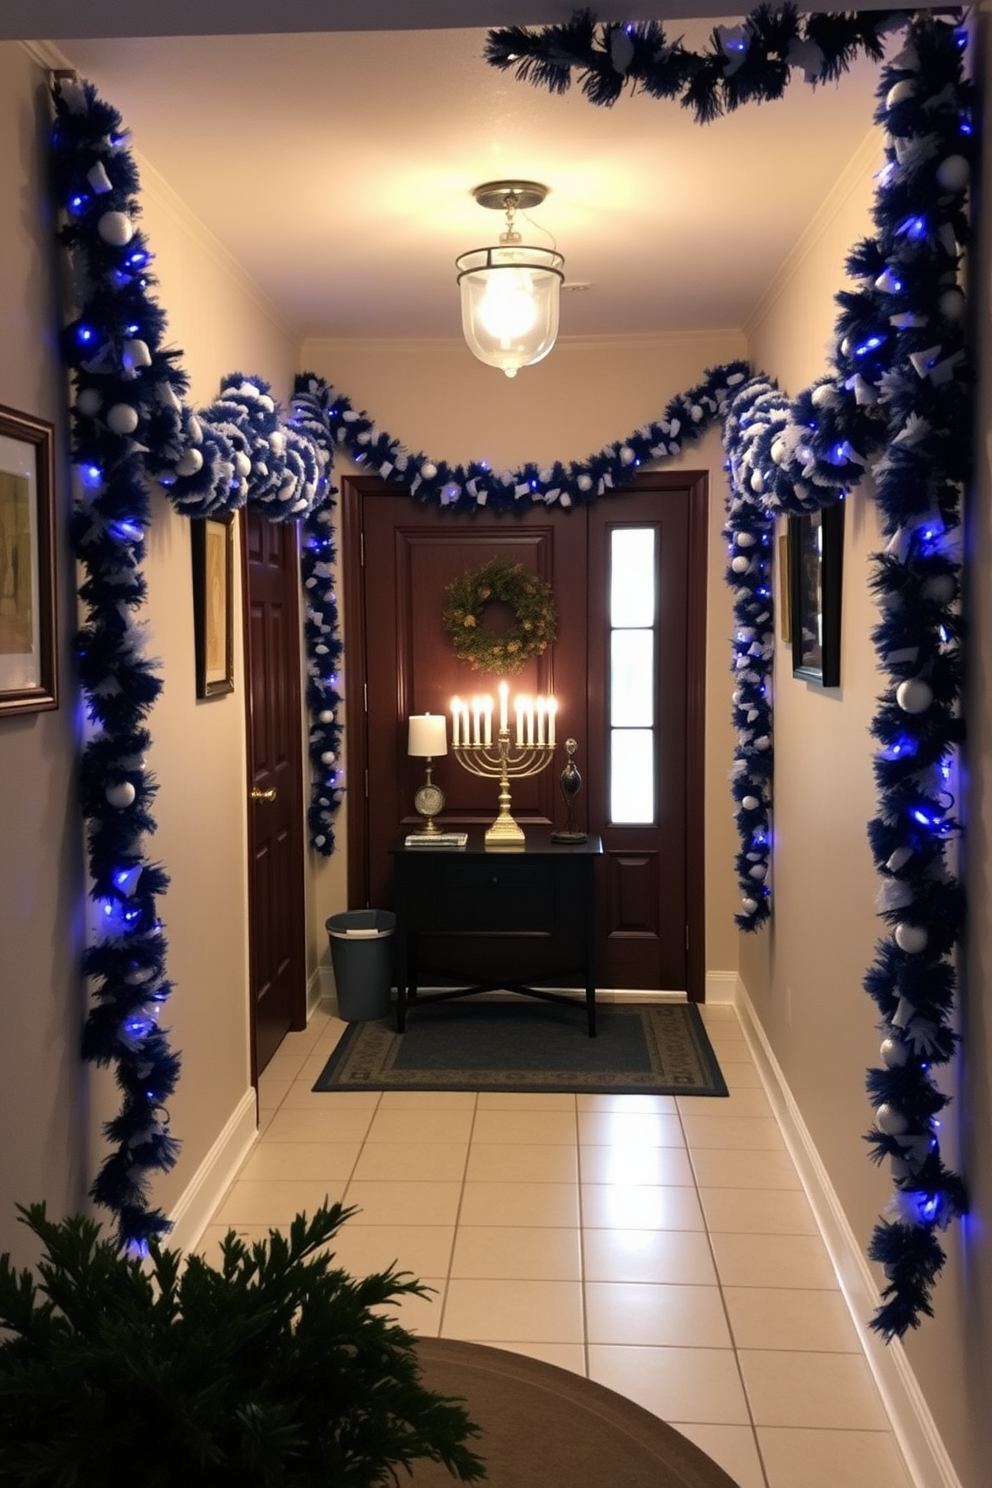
[455, 180, 564, 379]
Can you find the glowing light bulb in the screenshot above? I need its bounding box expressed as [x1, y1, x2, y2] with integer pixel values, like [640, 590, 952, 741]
[477, 267, 540, 345]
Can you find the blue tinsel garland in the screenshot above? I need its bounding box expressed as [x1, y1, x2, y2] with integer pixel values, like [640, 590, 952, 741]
[49, 8, 970, 1334]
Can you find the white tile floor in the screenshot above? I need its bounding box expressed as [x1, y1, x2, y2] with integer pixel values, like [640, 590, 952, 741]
[198, 1002, 915, 1488]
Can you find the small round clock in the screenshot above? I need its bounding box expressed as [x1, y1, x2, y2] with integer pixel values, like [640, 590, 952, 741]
[414, 780, 446, 831]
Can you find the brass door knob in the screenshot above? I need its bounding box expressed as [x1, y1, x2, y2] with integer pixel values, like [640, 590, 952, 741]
[251, 787, 277, 803]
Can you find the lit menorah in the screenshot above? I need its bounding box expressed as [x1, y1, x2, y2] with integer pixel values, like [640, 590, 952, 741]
[451, 681, 557, 845]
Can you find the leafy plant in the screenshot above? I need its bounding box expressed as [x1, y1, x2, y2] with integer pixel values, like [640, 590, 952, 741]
[0, 1201, 485, 1487]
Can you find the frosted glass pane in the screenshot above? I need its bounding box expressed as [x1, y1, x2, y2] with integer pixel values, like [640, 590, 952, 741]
[610, 528, 655, 627]
[610, 729, 655, 823]
[611, 630, 654, 726]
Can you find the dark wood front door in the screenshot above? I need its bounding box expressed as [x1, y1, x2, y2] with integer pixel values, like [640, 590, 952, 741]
[344, 472, 706, 998]
[243, 509, 307, 1076]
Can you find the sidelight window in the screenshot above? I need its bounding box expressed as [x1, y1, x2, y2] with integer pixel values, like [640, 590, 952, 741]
[608, 528, 656, 824]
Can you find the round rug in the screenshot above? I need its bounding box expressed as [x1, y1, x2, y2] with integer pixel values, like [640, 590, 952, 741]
[412, 1338, 740, 1487]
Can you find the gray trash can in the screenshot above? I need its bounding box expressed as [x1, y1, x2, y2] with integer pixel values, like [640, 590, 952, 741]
[326, 910, 396, 1021]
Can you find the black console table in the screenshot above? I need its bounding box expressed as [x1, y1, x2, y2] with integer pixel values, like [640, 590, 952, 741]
[389, 830, 602, 1036]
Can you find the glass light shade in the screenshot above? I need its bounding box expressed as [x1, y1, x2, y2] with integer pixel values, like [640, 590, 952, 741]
[456, 243, 564, 378]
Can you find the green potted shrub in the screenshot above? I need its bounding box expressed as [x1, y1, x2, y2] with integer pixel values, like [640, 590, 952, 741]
[0, 1200, 485, 1487]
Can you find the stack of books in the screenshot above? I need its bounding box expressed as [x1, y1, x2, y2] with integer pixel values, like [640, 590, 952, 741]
[404, 832, 468, 848]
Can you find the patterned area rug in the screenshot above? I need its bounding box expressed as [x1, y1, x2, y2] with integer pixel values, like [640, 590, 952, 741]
[312, 1001, 727, 1097]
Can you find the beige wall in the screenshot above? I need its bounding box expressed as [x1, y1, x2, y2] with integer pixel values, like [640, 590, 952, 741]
[301, 331, 746, 983]
[0, 45, 87, 1266]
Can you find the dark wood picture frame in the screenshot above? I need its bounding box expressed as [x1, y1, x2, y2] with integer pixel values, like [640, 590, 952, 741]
[0, 404, 57, 717]
[789, 500, 844, 687]
[191, 513, 235, 698]
[778, 530, 792, 644]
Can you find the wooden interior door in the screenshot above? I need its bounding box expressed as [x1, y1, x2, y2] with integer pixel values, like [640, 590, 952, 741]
[344, 472, 706, 997]
[587, 476, 707, 992]
[243, 509, 307, 1076]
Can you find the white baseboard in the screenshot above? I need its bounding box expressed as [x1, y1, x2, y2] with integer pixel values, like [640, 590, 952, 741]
[166, 1088, 257, 1255]
[309, 965, 333, 1020]
[705, 970, 737, 1004]
[735, 979, 963, 1488]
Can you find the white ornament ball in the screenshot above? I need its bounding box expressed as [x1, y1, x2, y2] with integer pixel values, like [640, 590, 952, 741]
[896, 678, 933, 714]
[895, 921, 928, 955]
[742, 795, 760, 811]
[886, 79, 915, 107]
[76, 387, 102, 417]
[107, 403, 139, 435]
[97, 210, 134, 246]
[938, 287, 966, 324]
[770, 436, 786, 465]
[318, 709, 335, 724]
[754, 735, 771, 751]
[923, 573, 955, 604]
[936, 154, 970, 193]
[176, 447, 203, 477]
[880, 1036, 909, 1068]
[875, 1102, 910, 1136]
[811, 383, 834, 407]
[735, 531, 755, 548]
[741, 898, 758, 915]
[234, 451, 251, 478]
[750, 470, 764, 493]
[577, 474, 592, 492]
[420, 462, 437, 480]
[731, 555, 750, 574]
[749, 863, 767, 881]
[321, 751, 336, 765]
[105, 780, 136, 809]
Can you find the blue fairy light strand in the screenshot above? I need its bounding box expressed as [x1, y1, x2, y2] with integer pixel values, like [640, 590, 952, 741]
[49, 7, 971, 1331]
[487, 6, 972, 1337]
[50, 76, 332, 1247]
[484, 5, 906, 122]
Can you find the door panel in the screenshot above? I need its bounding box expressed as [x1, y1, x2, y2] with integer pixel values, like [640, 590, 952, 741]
[345, 472, 705, 997]
[244, 510, 306, 1076]
[358, 491, 589, 922]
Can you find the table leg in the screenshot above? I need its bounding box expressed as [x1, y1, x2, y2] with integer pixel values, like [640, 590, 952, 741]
[395, 925, 408, 1033]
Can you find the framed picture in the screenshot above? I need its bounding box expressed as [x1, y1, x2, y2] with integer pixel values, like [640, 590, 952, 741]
[191, 514, 235, 698]
[0, 405, 57, 717]
[778, 531, 792, 644]
[789, 500, 844, 687]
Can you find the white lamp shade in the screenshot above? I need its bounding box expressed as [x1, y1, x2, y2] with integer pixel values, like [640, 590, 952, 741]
[408, 713, 447, 757]
[456, 243, 564, 378]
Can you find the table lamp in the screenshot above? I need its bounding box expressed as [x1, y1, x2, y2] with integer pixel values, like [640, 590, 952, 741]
[407, 713, 448, 834]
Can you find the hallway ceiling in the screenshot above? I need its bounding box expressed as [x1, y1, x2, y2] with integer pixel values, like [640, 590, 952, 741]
[45, 17, 886, 343]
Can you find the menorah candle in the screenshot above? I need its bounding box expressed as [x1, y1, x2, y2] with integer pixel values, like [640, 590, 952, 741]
[472, 696, 482, 746]
[483, 696, 493, 746]
[536, 697, 546, 746]
[499, 681, 508, 734]
[547, 697, 557, 747]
